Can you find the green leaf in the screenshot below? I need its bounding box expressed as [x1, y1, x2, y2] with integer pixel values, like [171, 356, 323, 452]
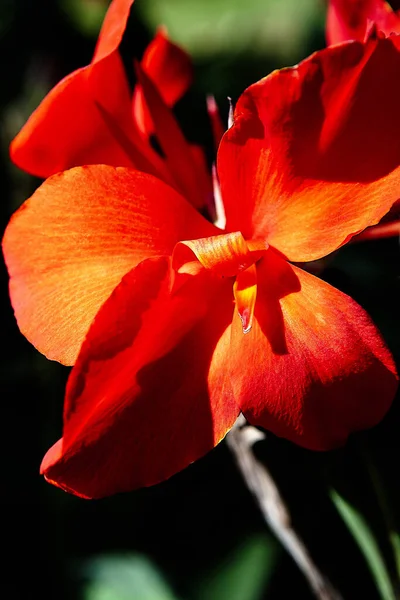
[390, 531, 400, 581]
[194, 534, 280, 600]
[330, 489, 396, 600]
[83, 554, 179, 600]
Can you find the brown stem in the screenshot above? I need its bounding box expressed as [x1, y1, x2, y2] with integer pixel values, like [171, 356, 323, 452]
[226, 415, 342, 600]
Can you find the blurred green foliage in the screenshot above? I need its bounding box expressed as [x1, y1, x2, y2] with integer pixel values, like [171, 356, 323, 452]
[330, 489, 396, 600]
[60, 0, 108, 37]
[82, 535, 279, 600]
[138, 0, 324, 61]
[194, 534, 279, 600]
[84, 554, 179, 600]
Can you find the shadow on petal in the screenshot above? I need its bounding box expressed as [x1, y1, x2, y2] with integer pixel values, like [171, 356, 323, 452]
[42, 258, 239, 498]
[255, 250, 301, 355]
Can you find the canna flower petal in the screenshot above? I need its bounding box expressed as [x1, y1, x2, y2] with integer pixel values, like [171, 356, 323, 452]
[11, 0, 137, 178]
[173, 231, 267, 277]
[92, 0, 136, 62]
[2, 165, 216, 365]
[173, 232, 266, 333]
[41, 256, 239, 498]
[233, 264, 258, 334]
[135, 62, 211, 210]
[350, 197, 400, 242]
[133, 27, 193, 136]
[230, 249, 398, 450]
[218, 32, 400, 262]
[326, 0, 400, 45]
[11, 54, 140, 178]
[207, 95, 226, 151]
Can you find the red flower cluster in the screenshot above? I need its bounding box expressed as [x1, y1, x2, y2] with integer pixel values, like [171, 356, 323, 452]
[3, 0, 399, 498]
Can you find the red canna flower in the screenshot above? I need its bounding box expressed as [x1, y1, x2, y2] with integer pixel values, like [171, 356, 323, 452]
[3, 32, 399, 499]
[326, 0, 400, 45]
[10, 0, 211, 211]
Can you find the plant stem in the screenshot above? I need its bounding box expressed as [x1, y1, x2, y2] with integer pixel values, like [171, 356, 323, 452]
[226, 415, 342, 600]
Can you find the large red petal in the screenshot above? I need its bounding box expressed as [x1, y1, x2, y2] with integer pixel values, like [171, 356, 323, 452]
[230, 250, 398, 450]
[2, 166, 216, 365]
[326, 0, 400, 45]
[10, 1, 151, 178]
[41, 257, 239, 498]
[218, 32, 400, 262]
[133, 28, 193, 136]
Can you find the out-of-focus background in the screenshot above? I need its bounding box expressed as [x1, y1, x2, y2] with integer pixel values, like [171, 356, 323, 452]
[1, 1, 399, 598]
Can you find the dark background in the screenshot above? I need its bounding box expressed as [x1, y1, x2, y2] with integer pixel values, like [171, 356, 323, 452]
[1, 1, 400, 598]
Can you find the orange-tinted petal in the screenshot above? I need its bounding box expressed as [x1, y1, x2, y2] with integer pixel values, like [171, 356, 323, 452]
[326, 0, 400, 45]
[135, 62, 211, 210]
[2, 165, 216, 365]
[41, 256, 239, 498]
[10, 1, 150, 178]
[230, 250, 398, 450]
[174, 231, 247, 276]
[218, 33, 400, 262]
[173, 232, 267, 277]
[173, 233, 265, 333]
[233, 264, 257, 334]
[133, 28, 193, 136]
